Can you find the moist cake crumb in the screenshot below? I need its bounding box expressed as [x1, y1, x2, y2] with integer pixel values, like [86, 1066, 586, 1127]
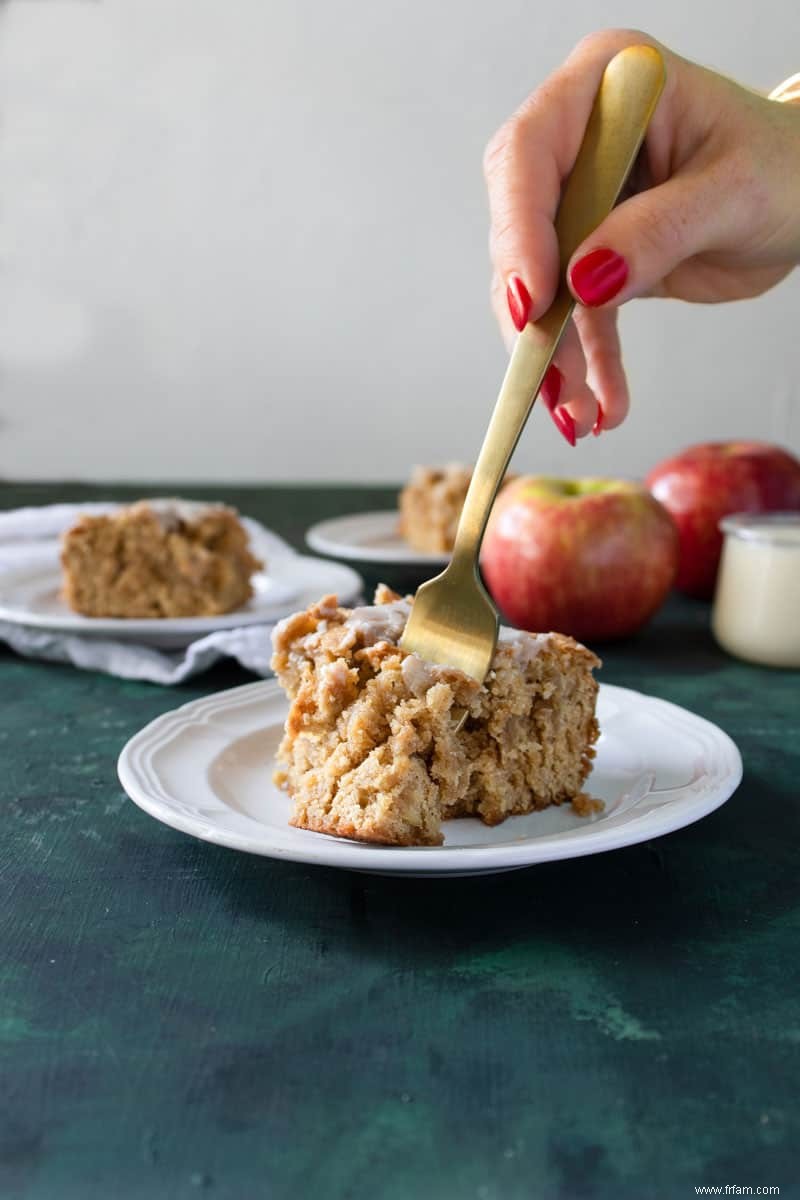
[271, 585, 601, 846]
[570, 792, 605, 817]
[61, 499, 262, 618]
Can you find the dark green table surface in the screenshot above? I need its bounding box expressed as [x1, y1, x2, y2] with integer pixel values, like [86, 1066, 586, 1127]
[2, 482, 799, 1200]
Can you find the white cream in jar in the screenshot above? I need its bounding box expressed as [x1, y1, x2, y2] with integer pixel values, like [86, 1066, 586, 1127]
[711, 513, 800, 667]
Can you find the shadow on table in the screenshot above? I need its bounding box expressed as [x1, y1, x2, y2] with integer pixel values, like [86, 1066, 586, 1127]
[596, 617, 729, 682]
[156, 761, 798, 971]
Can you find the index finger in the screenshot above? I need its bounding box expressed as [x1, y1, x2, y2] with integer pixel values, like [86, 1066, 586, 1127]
[484, 28, 668, 323]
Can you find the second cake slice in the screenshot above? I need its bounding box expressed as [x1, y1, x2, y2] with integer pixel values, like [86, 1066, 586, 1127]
[61, 499, 262, 618]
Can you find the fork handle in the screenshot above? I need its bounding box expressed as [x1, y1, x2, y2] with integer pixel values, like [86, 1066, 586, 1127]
[451, 44, 665, 569]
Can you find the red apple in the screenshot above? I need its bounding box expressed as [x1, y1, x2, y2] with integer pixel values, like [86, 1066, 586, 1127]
[646, 441, 800, 600]
[481, 477, 679, 641]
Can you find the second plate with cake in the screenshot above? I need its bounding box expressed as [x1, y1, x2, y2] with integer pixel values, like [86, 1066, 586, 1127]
[0, 555, 363, 649]
[306, 510, 449, 567]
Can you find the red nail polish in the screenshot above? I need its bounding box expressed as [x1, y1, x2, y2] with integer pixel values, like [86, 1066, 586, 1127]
[539, 365, 574, 445]
[592, 410, 604, 437]
[551, 406, 576, 447]
[540, 364, 562, 410]
[507, 275, 532, 332]
[570, 248, 628, 307]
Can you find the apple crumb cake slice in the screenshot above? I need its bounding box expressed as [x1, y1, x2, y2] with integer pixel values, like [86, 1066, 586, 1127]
[398, 464, 474, 554]
[61, 499, 262, 618]
[271, 585, 601, 846]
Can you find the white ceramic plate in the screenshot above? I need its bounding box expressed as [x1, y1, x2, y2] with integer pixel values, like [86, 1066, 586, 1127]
[306, 510, 448, 566]
[0, 556, 363, 649]
[118, 680, 742, 876]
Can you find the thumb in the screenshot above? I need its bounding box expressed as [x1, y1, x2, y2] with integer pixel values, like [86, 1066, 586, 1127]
[567, 174, 722, 306]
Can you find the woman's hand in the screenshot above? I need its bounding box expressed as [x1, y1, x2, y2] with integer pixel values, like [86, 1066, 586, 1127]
[484, 29, 800, 440]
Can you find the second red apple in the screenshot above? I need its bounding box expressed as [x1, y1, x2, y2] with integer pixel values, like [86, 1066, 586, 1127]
[646, 441, 800, 599]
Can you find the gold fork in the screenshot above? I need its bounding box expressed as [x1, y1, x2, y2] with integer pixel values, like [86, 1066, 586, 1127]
[401, 44, 665, 685]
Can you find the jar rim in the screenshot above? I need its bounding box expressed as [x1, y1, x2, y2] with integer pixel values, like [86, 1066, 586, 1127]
[719, 512, 800, 543]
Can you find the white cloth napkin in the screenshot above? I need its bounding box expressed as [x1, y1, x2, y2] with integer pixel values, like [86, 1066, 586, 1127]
[0, 502, 296, 684]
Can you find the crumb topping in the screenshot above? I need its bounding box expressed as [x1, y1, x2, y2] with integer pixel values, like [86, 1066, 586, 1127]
[271, 587, 602, 846]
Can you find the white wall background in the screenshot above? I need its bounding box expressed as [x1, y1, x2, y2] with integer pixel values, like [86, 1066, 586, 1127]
[0, 0, 798, 483]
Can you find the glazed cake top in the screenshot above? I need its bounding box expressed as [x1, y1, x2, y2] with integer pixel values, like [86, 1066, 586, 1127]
[132, 499, 232, 531]
[273, 596, 558, 698]
[343, 598, 553, 663]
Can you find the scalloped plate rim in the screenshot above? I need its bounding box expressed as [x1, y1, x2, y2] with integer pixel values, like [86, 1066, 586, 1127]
[305, 510, 449, 565]
[0, 556, 363, 646]
[117, 680, 743, 875]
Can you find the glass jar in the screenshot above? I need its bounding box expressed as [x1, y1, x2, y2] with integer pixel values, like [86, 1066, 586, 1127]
[711, 513, 800, 668]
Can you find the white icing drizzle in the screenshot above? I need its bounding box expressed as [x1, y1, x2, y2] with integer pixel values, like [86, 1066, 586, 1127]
[272, 595, 562, 682]
[320, 659, 352, 691]
[271, 615, 292, 647]
[401, 654, 441, 696]
[342, 598, 552, 657]
[499, 628, 552, 665]
[344, 600, 411, 646]
[136, 498, 223, 531]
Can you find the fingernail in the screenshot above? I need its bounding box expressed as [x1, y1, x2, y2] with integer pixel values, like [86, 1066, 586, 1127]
[570, 248, 628, 307]
[592, 410, 604, 437]
[539, 365, 575, 445]
[540, 364, 562, 410]
[507, 275, 532, 332]
[551, 406, 576, 447]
